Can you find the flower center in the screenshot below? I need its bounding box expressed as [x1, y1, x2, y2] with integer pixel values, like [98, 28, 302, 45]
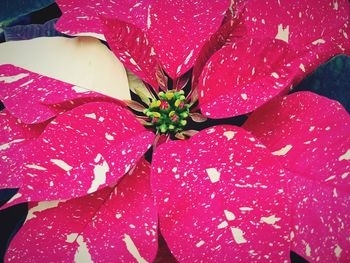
[143, 90, 190, 134]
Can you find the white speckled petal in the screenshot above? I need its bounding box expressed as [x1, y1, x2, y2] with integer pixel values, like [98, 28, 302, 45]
[198, 37, 294, 118]
[242, 0, 349, 48]
[55, 0, 152, 39]
[6, 159, 158, 262]
[101, 17, 161, 89]
[0, 110, 45, 188]
[0, 64, 110, 124]
[2, 102, 155, 208]
[198, 0, 350, 118]
[144, 0, 230, 78]
[152, 125, 290, 262]
[244, 91, 350, 262]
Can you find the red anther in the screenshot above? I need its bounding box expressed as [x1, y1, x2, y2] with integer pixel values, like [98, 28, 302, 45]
[171, 114, 179, 122]
[160, 100, 169, 110]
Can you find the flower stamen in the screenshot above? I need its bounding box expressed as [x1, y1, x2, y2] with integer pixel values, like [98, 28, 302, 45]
[143, 90, 190, 134]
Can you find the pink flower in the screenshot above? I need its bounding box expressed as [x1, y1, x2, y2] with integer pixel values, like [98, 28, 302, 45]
[0, 0, 349, 262]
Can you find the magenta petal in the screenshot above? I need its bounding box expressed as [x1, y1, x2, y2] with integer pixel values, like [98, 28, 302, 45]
[101, 17, 161, 89]
[0, 65, 107, 124]
[199, 37, 294, 118]
[243, 92, 350, 261]
[0, 110, 46, 188]
[199, 0, 349, 119]
[243, 92, 350, 193]
[147, 0, 230, 78]
[192, 11, 246, 90]
[242, 0, 349, 48]
[289, 175, 350, 262]
[3, 102, 155, 207]
[151, 125, 290, 261]
[145, 1, 230, 78]
[6, 159, 158, 262]
[55, 0, 151, 38]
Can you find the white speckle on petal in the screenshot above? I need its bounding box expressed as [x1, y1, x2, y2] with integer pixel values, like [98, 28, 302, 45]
[241, 93, 248, 100]
[122, 234, 148, 263]
[341, 172, 349, 179]
[333, 0, 339, 10]
[20, 79, 34, 87]
[84, 113, 96, 119]
[305, 243, 311, 256]
[275, 24, 289, 43]
[0, 139, 25, 150]
[88, 154, 109, 194]
[339, 149, 350, 161]
[230, 227, 247, 244]
[196, 240, 205, 248]
[217, 221, 228, 229]
[260, 215, 281, 225]
[334, 244, 342, 258]
[0, 73, 29, 83]
[116, 213, 122, 219]
[299, 63, 306, 72]
[105, 133, 114, 140]
[224, 210, 236, 221]
[147, 5, 151, 29]
[130, 58, 138, 66]
[325, 175, 336, 182]
[27, 201, 61, 221]
[66, 233, 79, 243]
[74, 236, 93, 263]
[184, 49, 194, 65]
[25, 164, 47, 170]
[50, 159, 73, 171]
[206, 168, 220, 183]
[272, 145, 292, 156]
[312, 39, 325, 45]
[239, 207, 253, 211]
[223, 131, 236, 140]
[271, 72, 279, 79]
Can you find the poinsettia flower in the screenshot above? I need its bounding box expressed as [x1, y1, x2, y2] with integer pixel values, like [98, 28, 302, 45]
[0, 0, 349, 262]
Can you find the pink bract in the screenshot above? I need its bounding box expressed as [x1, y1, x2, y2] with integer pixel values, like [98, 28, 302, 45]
[6, 159, 158, 263]
[2, 101, 155, 208]
[0, 109, 46, 188]
[151, 125, 291, 262]
[197, 0, 350, 118]
[0, 64, 109, 124]
[244, 92, 350, 262]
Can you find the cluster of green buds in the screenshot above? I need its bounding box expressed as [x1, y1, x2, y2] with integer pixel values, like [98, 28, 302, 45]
[143, 90, 190, 134]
